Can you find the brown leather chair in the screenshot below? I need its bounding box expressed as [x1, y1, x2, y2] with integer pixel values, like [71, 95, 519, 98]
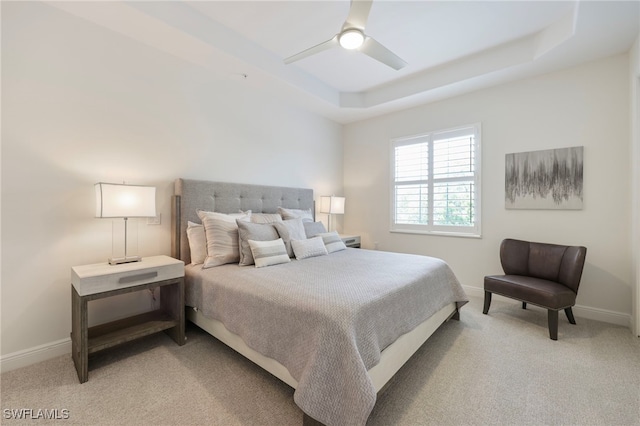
[483, 239, 587, 340]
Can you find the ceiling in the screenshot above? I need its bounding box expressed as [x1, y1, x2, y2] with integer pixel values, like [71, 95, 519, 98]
[51, 1, 639, 123]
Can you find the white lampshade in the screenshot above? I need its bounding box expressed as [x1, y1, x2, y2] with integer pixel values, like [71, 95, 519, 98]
[95, 183, 156, 218]
[319, 196, 345, 215]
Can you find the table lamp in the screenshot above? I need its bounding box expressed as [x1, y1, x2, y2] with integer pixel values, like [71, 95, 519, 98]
[319, 195, 345, 233]
[95, 182, 156, 265]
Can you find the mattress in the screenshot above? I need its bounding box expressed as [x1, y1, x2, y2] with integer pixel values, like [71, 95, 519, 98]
[185, 248, 468, 426]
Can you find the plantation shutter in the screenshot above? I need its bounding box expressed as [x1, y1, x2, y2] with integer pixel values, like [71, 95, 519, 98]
[391, 124, 481, 237]
[432, 133, 475, 227]
[394, 142, 429, 224]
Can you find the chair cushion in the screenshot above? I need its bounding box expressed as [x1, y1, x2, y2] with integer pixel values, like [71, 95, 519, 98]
[484, 274, 577, 309]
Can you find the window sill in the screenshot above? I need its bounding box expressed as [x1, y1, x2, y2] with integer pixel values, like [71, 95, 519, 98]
[390, 228, 482, 239]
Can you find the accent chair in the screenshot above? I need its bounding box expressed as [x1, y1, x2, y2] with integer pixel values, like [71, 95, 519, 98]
[483, 238, 587, 340]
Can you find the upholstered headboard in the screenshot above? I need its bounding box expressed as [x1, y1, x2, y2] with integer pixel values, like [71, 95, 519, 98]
[172, 178, 314, 264]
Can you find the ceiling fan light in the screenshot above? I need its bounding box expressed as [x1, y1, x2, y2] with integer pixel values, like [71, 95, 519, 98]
[339, 29, 364, 50]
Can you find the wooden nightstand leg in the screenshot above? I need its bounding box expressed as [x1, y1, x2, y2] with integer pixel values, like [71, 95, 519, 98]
[161, 279, 185, 345]
[71, 286, 89, 383]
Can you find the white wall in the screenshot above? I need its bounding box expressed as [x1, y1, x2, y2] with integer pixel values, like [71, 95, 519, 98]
[1, 2, 343, 362]
[344, 54, 632, 323]
[630, 34, 640, 336]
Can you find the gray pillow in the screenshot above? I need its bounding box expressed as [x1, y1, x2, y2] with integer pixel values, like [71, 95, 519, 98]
[237, 221, 279, 266]
[273, 218, 307, 257]
[303, 221, 327, 238]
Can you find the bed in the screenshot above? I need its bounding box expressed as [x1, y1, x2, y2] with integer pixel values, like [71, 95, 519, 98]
[171, 178, 468, 425]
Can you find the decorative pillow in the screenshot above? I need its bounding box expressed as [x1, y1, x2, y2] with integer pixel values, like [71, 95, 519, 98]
[198, 217, 241, 268]
[237, 221, 280, 266]
[291, 236, 328, 260]
[186, 221, 206, 265]
[317, 231, 347, 253]
[197, 209, 251, 223]
[277, 207, 314, 223]
[303, 221, 327, 238]
[248, 238, 290, 268]
[250, 213, 283, 224]
[197, 210, 251, 269]
[273, 218, 307, 257]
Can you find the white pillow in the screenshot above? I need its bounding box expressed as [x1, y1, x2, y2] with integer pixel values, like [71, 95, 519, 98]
[291, 236, 328, 260]
[197, 210, 251, 268]
[317, 231, 347, 253]
[197, 209, 251, 223]
[248, 238, 291, 268]
[273, 218, 307, 257]
[186, 221, 206, 265]
[277, 207, 314, 223]
[250, 213, 283, 224]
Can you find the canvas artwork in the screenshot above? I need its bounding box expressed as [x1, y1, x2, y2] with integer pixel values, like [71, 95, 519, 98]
[505, 146, 583, 210]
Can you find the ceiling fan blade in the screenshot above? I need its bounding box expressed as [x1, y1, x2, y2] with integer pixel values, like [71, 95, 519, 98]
[283, 35, 339, 64]
[360, 36, 407, 70]
[343, 0, 373, 31]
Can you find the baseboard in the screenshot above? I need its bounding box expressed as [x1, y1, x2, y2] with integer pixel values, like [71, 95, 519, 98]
[463, 285, 631, 329]
[0, 286, 632, 373]
[0, 338, 71, 373]
[571, 305, 631, 328]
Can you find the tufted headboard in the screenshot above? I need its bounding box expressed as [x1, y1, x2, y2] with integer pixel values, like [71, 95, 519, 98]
[172, 178, 314, 264]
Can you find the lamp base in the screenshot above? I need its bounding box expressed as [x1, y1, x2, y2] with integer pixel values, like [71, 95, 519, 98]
[108, 255, 142, 265]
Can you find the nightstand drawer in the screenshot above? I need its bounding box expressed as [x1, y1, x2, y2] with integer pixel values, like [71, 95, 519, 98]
[340, 235, 361, 248]
[71, 255, 184, 296]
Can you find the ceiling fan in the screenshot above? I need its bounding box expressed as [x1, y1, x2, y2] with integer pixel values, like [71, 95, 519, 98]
[283, 0, 407, 70]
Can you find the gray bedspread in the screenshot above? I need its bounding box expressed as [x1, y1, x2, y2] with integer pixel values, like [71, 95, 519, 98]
[185, 248, 468, 426]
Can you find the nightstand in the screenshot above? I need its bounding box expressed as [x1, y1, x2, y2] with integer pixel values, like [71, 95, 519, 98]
[70, 255, 185, 383]
[340, 234, 361, 248]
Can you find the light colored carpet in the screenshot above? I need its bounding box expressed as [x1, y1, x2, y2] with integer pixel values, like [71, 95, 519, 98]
[1, 295, 639, 425]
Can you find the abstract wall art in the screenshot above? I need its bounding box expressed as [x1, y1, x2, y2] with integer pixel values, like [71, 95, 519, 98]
[505, 146, 583, 210]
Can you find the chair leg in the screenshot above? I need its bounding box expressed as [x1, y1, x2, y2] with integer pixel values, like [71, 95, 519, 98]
[548, 310, 558, 340]
[483, 291, 492, 314]
[522, 302, 527, 309]
[565, 307, 576, 324]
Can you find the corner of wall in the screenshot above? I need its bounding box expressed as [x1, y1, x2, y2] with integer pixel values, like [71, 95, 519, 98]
[630, 33, 640, 337]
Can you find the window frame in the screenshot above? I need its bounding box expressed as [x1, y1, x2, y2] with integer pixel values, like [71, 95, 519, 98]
[390, 123, 482, 238]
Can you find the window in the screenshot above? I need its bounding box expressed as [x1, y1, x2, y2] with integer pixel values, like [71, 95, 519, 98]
[390, 124, 481, 237]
